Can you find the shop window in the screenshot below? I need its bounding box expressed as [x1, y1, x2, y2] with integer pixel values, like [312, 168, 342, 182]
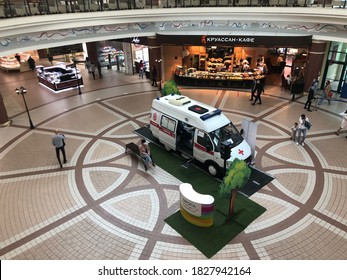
[324, 41, 347, 93]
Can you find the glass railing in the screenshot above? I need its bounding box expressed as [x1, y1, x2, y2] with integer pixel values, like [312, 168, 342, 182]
[0, 0, 346, 19]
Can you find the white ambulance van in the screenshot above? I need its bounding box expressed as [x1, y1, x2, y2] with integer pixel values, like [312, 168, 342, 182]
[149, 94, 251, 176]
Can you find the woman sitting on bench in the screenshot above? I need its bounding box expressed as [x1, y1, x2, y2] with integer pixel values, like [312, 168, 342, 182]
[139, 139, 156, 171]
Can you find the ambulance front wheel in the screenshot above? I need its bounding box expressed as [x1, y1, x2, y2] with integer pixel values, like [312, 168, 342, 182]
[206, 161, 220, 177]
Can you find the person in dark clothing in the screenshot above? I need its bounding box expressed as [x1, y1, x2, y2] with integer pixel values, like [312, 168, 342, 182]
[97, 62, 103, 78]
[252, 80, 264, 105]
[15, 53, 21, 62]
[52, 129, 67, 168]
[304, 88, 315, 112]
[151, 65, 157, 87]
[90, 63, 96, 79]
[28, 56, 36, 71]
[304, 78, 318, 111]
[47, 54, 53, 65]
[249, 77, 257, 101]
[139, 60, 144, 78]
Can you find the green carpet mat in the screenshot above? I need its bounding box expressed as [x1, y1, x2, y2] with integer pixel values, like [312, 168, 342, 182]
[149, 144, 266, 258]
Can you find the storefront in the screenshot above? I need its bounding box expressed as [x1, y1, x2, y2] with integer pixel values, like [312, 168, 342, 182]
[322, 41, 347, 97]
[47, 44, 84, 63]
[133, 43, 149, 74]
[102, 37, 150, 75]
[157, 34, 312, 90]
[174, 44, 266, 89]
[97, 41, 125, 71]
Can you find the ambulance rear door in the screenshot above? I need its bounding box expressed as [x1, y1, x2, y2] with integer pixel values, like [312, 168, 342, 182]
[158, 114, 177, 150]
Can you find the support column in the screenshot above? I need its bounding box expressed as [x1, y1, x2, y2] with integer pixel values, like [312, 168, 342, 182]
[37, 49, 48, 59]
[86, 42, 98, 65]
[0, 92, 10, 127]
[148, 36, 162, 82]
[304, 40, 327, 91]
[122, 42, 134, 74]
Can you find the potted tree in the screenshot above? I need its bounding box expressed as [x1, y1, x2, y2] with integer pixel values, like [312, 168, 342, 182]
[218, 159, 252, 220]
[161, 80, 181, 96]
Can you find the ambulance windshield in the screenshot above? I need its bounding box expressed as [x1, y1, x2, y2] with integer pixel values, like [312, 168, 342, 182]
[209, 123, 243, 149]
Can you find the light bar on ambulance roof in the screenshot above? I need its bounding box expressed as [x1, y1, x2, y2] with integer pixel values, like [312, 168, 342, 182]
[200, 109, 222, 121]
[169, 96, 191, 106]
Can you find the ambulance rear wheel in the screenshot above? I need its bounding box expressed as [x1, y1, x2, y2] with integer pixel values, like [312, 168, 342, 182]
[206, 161, 220, 177]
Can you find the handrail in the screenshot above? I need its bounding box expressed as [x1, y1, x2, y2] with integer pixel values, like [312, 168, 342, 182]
[0, 0, 346, 19]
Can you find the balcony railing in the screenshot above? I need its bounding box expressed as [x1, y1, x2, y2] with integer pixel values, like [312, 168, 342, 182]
[0, 0, 346, 19]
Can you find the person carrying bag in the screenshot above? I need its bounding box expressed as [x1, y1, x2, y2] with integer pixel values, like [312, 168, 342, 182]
[296, 114, 310, 146]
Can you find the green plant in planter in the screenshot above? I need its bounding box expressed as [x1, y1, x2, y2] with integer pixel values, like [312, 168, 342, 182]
[161, 80, 181, 96]
[218, 158, 251, 217]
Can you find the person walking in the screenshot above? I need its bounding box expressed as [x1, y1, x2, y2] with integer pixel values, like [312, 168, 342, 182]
[85, 57, 91, 74]
[97, 62, 103, 78]
[47, 54, 53, 65]
[139, 60, 144, 79]
[325, 80, 333, 105]
[252, 80, 264, 105]
[249, 77, 257, 101]
[15, 53, 21, 62]
[138, 138, 155, 171]
[290, 122, 298, 142]
[335, 109, 347, 137]
[304, 79, 318, 112]
[52, 129, 67, 168]
[296, 114, 309, 146]
[151, 65, 157, 87]
[90, 63, 96, 79]
[28, 56, 36, 71]
[318, 80, 332, 105]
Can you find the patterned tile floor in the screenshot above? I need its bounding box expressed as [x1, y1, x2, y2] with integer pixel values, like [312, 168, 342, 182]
[0, 63, 346, 260]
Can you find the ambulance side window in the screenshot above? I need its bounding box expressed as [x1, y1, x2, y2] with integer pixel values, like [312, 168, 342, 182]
[197, 131, 213, 151]
[160, 116, 176, 132]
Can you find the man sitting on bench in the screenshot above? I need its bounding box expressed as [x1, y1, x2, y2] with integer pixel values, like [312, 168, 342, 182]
[139, 139, 156, 171]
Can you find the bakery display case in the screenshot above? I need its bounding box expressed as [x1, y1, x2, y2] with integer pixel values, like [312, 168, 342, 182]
[206, 57, 224, 73]
[37, 64, 83, 92]
[174, 67, 265, 89]
[0, 53, 32, 72]
[0, 53, 36, 72]
[0, 56, 20, 71]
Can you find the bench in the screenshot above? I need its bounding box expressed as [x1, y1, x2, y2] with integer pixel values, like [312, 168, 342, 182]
[125, 142, 146, 169]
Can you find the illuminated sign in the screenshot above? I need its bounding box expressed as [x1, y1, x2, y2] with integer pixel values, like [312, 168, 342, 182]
[132, 37, 140, 44]
[202, 36, 255, 44]
[156, 34, 312, 47]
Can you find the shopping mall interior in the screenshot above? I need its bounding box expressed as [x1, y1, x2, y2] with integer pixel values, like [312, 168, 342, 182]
[0, 2, 346, 260]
